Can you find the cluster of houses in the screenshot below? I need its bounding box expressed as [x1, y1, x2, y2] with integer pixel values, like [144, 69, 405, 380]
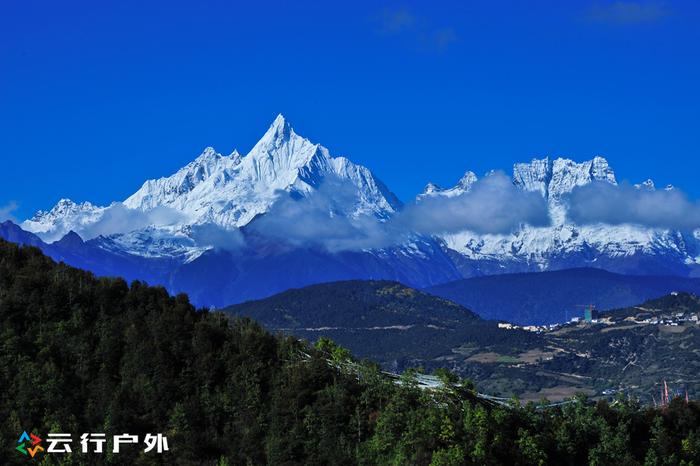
[497, 307, 700, 334]
[497, 322, 560, 333]
[625, 311, 700, 326]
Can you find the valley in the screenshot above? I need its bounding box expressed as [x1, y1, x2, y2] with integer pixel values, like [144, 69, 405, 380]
[226, 281, 700, 403]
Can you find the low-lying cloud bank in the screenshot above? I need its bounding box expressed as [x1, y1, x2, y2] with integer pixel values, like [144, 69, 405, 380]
[566, 182, 700, 231]
[255, 175, 700, 252]
[251, 173, 550, 251]
[188, 223, 246, 252]
[249, 180, 395, 251]
[75, 203, 187, 240]
[32, 175, 700, 254]
[396, 173, 550, 236]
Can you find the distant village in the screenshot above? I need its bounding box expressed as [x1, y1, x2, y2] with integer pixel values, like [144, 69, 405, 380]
[498, 293, 700, 333]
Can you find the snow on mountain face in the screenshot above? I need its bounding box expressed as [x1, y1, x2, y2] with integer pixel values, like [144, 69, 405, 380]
[22, 115, 402, 255]
[423, 157, 616, 208]
[434, 157, 699, 271]
[22, 199, 104, 243]
[514, 156, 617, 223]
[123, 147, 243, 213]
[513, 156, 616, 201]
[18, 117, 700, 276]
[123, 114, 400, 229]
[420, 171, 478, 199]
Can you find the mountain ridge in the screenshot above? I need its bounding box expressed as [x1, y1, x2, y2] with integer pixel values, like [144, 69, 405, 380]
[4, 115, 700, 307]
[426, 267, 700, 324]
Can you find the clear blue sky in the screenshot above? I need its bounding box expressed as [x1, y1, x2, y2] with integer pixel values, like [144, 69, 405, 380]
[1, 0, 699, 220]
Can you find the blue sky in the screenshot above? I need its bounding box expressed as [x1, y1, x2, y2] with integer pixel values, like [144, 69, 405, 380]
[1, 0, 699, 220]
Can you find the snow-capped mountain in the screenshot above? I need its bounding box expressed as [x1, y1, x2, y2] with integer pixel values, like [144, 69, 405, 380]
[21, 115, 402, 255]
[422, 156, 699, 277]
[6, 115, 700, 308]
[23, 199, 104, 243]
[124, 115, 401, 228]
[419, 171, 477, 198]
[10, 115, 464, 306]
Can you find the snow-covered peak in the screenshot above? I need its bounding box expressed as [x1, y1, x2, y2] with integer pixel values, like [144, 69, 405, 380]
[456, 171, 478, 191]
[419, 170, 478, 199]
[238, 115, 330, 190]
[589, 156, 616, 185]
[29, 115, 402, 246]
[124, 146, 243, 212]
[255, 113, 293, 147]
[511, 156, 617, 224]
[22, 198, 104, 242]
[513, 157, 552, 198]
[439, 160, 700, 273]
[513, 156, 616, 200]
[36, 198, 92, 216]
[27, 116, 685, 274]
[27, 198, 96, 224]
[549, 156, 616, 199]
[193, 146, 241, 167]
[421, 182, 443, 196]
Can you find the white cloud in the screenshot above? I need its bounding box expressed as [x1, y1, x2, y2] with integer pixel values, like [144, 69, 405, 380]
[250, 179, 393, 252]
[0, 201, 18, 222]
[76, 203, 188, 239]
[189, 223, 245, 252]
[566, 181, 700, 230]
[251, 174, 550, 252]
[396, 172, 550, 236]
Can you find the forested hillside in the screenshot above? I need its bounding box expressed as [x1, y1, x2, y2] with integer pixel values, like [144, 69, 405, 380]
[223, 280, 519, 369]
[3, 239, 700, 465]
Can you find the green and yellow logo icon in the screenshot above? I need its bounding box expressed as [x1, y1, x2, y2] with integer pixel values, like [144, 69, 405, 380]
[16, 431, 44, 458]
